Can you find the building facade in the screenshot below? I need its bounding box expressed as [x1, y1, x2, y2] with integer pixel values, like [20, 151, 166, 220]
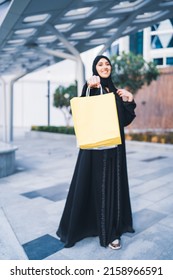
[110, 18, 173, 67]
[110, 18, 173, 130]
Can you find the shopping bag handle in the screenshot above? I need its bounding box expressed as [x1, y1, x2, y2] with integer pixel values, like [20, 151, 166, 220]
[86, 85, 103, 96]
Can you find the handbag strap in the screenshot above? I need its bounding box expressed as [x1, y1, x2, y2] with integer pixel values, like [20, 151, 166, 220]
[86, 85, 103, 96]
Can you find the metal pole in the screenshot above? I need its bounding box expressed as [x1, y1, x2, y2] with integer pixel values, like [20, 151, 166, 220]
[10, 81, 14, 141]
[0, 77, 7, 142]
[47, 79, 50, 126]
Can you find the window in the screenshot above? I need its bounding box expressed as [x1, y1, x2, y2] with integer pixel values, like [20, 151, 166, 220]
[166, 57, 173, 65]
[151, 19, 173, 49]
[111, 44, 119, 56]
[130, 31, 143, 54]
[151, 23, 159, 31]
[167, 36, 173, 48]
[151, 35, 162, 49]
[153, 58, 163, 65]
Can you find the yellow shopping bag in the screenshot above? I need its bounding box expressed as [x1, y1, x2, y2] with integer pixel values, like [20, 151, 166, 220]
[70, 89, 122, 149]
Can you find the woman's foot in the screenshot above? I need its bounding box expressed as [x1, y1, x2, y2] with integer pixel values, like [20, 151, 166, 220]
[108, 239, 121, 250]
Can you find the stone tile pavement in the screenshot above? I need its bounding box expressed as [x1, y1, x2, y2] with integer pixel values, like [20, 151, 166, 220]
[0, 131, 173, 260]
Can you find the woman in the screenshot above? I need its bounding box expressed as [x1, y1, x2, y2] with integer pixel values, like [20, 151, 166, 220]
[56, 55, 136, 250]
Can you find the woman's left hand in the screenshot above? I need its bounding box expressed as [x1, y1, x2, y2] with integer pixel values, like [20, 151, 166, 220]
[117, 89, 133, 102]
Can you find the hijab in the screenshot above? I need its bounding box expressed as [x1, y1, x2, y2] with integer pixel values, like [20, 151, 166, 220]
[81, 55, 117, 96]
[92, 55, 117, 93]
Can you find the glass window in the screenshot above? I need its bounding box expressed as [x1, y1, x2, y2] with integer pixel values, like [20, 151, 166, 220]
[153, 58, 163, 65]
[111, 44, 119, 56]
[169, 18, 173, 26]
[167, 35, 173, 48]
[159, 34, 173, 48]
[166, 57, 173, 65]
[151, 18, 173, 49]
[151, 35, 162, 49]
[151, 23, 160, 31]
[130, 31, 143, 54]
[137, 31, 143, 54]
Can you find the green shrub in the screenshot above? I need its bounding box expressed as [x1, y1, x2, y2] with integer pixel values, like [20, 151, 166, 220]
[31, 126, 75, 135]
[31, 126, 173, 144]
[125, 132, 173, 144]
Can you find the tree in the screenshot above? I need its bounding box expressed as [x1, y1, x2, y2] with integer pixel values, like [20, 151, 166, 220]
[53, 81, 77, 126]
[110, 52, 160, 94]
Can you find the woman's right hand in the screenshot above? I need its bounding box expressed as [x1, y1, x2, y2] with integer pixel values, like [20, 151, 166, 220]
[87, 75, 100, 88]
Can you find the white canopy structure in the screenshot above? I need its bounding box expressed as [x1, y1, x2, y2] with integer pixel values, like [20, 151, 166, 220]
[0, 0, 173, 141]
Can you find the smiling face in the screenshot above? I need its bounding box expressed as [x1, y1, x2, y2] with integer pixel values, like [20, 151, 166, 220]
[96, 58, 111, 78]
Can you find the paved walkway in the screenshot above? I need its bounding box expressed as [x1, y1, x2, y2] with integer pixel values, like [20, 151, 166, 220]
[0, 131, 173, 260]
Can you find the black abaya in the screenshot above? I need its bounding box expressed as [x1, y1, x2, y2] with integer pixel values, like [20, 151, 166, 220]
[56, 86, 136, 248]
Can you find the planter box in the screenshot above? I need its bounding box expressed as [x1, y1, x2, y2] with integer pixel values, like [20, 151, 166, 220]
[0, 142, 18, 178]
